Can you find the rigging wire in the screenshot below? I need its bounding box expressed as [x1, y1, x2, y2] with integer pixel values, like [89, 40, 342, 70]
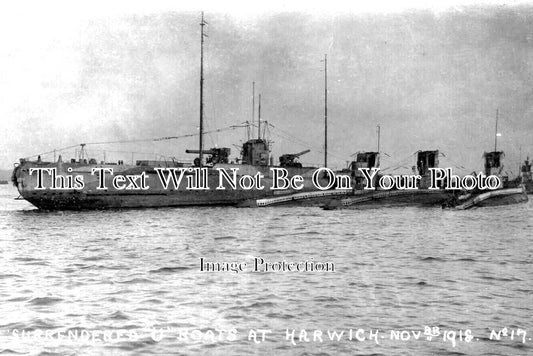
[438, 152, 466, 170]
[264, 123, 347, 161]
[25, 125, 242, 160]
[380, 152, 417, 172]
[26, 121, 376, 167]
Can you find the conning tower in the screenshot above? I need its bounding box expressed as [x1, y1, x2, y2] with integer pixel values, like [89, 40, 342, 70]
[349, 151, 380, 189]
[483, 151, 504, 176]
[240, 139, 270, 166]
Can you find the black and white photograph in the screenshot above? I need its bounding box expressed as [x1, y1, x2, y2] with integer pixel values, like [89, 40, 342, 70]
[0, 0, 532, 355]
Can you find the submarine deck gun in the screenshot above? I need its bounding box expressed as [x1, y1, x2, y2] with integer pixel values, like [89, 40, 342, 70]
[186, 147, 231, 166]
[279, 149, 310, 168]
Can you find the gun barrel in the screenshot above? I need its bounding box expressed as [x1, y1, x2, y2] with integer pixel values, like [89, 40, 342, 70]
[185, 149, 214, 154]
[294, 149, 311, 157]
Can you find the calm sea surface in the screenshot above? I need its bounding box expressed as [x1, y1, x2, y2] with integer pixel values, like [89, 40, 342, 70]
[0, 184, 531, 355]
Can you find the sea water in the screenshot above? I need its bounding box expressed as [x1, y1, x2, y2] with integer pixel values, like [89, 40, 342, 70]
[0, 184, 531, 355]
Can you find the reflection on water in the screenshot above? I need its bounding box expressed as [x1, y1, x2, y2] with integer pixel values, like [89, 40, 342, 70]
[0, 185, 532, 355]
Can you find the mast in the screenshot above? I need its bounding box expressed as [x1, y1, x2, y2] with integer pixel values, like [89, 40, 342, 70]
[377, 124, 381, 153]
[258, 94, 262, 140]
[519, 145, 522, 174]
[494, 108, 499, 152]
[324, 54, 328, 168]
[251, 82, 255, 140]
[199, 12, 207, 167]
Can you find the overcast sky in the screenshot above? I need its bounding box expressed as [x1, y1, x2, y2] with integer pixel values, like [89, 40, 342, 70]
[1, 1, 532, 175]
